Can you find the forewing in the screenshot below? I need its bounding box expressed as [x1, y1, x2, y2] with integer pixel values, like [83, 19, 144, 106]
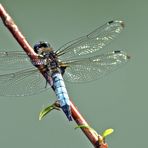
[61, 50, 129, 83]
[0, 68, 50, 96]
[56, 20, 124, 60]
[0, 51, 34, 73]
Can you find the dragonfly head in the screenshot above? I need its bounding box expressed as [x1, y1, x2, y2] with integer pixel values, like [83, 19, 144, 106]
[33, 41, 50, 54]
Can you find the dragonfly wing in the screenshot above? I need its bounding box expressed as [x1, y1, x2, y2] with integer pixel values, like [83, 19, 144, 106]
[0, 51, 34, 72]
[61, 50, 130, 83]
[0, 68, 50, 96]
[56, 20, 124, 60]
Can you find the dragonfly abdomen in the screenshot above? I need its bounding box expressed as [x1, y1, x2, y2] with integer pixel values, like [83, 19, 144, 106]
[52, 72, 72, 121]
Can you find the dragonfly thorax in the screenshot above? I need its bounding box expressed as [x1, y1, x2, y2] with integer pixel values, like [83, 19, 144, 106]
[33, 41, 60, 72]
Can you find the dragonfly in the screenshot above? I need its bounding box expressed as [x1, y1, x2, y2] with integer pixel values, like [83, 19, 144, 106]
[0, 20, 130, 121]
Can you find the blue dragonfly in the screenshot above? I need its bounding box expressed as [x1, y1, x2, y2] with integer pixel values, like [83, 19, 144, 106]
[0, 20, 130, 121]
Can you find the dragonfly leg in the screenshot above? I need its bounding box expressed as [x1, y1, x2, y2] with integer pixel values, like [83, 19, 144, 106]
[60, 66, 67, 75]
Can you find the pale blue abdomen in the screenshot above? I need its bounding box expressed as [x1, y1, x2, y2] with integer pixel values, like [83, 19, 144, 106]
[52, 72, 72, 121]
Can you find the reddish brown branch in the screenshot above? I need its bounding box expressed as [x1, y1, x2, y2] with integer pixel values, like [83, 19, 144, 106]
[0, 4, 108, 148]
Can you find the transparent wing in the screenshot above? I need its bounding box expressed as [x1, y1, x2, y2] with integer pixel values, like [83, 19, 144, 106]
[0, 68, 50, 96]
[56, 20, 124, 60]
[0, 51, 34, 73]
[61, 50, 130, 83]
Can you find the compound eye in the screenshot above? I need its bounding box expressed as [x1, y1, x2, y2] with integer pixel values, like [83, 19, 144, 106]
[41, 42, 50, 48]
[33, 43, 41, 54]
[33, 41, 50, 54]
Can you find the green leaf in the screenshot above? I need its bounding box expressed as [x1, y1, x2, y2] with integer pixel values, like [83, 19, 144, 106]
[75, 125, 98, 136]
[75, 125, 114, 141]
[75, 125, 90, 130]
[39, 104, 60, 120]
[102, 128, 114, 138]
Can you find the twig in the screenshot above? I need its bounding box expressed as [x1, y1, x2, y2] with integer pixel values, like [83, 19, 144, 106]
[0, 4, 108, 148]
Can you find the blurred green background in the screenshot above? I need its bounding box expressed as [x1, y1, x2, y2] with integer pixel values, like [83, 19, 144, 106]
[0, 0, 147, 148]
